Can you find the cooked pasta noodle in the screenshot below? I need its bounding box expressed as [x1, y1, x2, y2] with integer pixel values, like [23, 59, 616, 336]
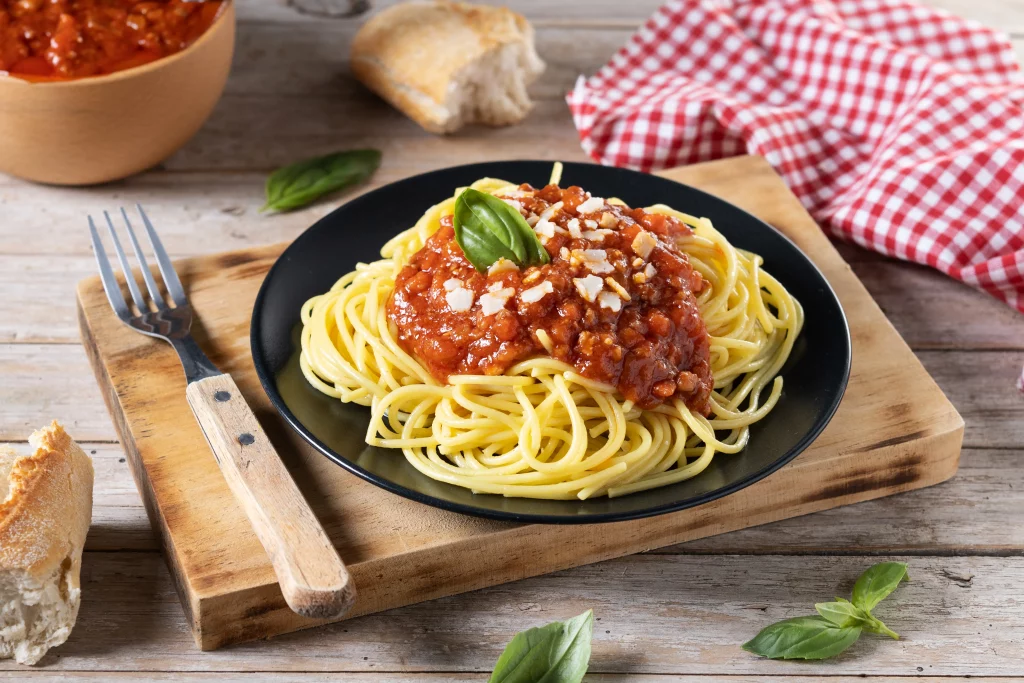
[299, 169, 803, 500]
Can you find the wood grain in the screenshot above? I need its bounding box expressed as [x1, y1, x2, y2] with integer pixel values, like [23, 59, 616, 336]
[75, 155, 963, 650]
[3, 552, 1021, 675]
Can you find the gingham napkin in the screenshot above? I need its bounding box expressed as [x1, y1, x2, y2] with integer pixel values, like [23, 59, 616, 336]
[567, 0, 1024, 313]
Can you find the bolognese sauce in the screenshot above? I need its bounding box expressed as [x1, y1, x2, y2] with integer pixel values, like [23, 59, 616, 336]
[0, 0, 224, 81]
[387, 184, 714, 413]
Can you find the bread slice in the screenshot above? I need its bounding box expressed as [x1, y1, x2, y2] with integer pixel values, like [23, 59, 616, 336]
[0, 422, 93, 665]
[351, 1, 545, 134]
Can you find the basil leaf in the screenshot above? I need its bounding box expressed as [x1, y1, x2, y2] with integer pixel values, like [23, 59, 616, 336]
[851, 562, 909, 612]
[488, 609, 593, 683]
[742, 616, 861, 660]
[454, 188, 550, 272]
[815, 600, 871, 628]
[262, 149, 381, 213]
[861, 614, 901, 640]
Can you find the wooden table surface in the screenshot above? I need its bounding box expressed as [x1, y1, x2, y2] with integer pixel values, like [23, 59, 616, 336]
[1, 0, 1022, 680]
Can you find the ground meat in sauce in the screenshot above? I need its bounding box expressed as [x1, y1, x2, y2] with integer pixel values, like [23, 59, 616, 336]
[386, 183, 713, 412]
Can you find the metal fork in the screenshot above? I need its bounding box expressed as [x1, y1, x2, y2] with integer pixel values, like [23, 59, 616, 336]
[90, 206, 355, 620]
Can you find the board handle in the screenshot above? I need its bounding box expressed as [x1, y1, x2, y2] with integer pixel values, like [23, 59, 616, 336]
[185, 373, 355, 619]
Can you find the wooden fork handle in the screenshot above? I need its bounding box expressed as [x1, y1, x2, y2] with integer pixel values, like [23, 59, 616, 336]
[185, 373, 355, 620]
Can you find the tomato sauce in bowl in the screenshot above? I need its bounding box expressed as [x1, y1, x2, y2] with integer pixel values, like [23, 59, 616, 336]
[0, 0, 225, 81]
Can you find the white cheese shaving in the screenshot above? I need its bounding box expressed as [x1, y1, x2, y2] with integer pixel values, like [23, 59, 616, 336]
[645, 263, 657, 279]
[487, 258, 519, 275]
[501, 198, 523, 212]
[539, 201, 564, 222]
[599, 212, 618, 229]
[573, 274, 604, 302]
[443, 278, 463, 291]
[584, 219, 598, 229]
[582, 229, 614, 242]
[598, 291, 622, 312]
[605, 277, 631, 300]
[632, 257, 644, 268]
[631, 230, 658, 260]
[526, 214, 540, 227]
[521, 280, 554, 304]
[576, 196, 605, 214]
[567, 217, 582, 239]
[479, 287, 515, 315]
[445, 286, 474, 312]
[534, 219, 557, 242]
[581, 249, 614, 274]
[559, 246, 570, 260]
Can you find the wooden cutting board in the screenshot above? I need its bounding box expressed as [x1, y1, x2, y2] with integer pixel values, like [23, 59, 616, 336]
[77, 155, 963, 651]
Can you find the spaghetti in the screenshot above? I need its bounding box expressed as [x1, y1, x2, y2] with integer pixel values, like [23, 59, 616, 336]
[299, 168, 803, 500]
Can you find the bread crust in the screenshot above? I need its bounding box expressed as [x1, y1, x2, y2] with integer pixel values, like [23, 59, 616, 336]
[0, 422, 93, 582]
[350, 1, 541, 133]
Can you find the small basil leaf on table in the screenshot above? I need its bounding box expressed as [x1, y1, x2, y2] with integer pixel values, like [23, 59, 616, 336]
[851, 562, 909, 612]
[262, 149, 381, 213]
[815, 600, 871, 628]
[742, 615, 861, 660]
[488, 609, 593, 683]
[454, 188, 550, 272]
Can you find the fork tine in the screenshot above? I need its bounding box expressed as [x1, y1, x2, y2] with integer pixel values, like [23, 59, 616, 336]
[120, 207, 167, 310]
[104, 210, 148, 313]
[136, 204, 187, 307]
[89, 216, 132, 321]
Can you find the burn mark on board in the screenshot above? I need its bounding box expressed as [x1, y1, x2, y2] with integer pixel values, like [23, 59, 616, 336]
[800, 453, 926, 504]
[854, 429, 930, 453]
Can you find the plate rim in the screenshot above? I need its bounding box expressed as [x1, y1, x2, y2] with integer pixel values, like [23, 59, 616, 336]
[250, 160, 852, 524]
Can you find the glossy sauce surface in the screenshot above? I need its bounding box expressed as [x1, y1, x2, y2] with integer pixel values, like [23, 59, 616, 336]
[387, 184, 713, 412]
[0, 0, 224, 81]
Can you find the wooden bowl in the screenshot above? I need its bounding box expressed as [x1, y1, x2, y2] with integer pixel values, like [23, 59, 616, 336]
[0, 1, 235, 186]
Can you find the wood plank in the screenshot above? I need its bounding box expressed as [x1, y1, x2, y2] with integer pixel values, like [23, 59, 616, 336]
[234, 0, 1024, 34]
[676, 448, 1024, 556]
[77, 446, 1024, 555]
[918, 350, 1024, 450]
[3, 677, 1016, 683]
[8, 255, 1020, 349]
[0, 553, 1019, 675]
[849, 260, 1024, 350]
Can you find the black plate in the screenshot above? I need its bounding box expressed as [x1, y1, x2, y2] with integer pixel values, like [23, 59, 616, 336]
[251, 161, 851, 524]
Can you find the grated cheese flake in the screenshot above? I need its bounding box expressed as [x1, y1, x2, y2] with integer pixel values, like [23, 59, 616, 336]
[573, 274, 604, 302]
[479, 287, 515, 315]
[445, 286, 474, 312]
[443, 278, 464, 291]
[567, 217, 582, 238]
[487, 258, 520, 275]
[584, 219, 598, 229]
[605, 277, 631, 300]
[598, 291, 622, 312]
[521, 280, 554, 304]
[599, 212, 618, 228]
[581, 249, 614, 274]
[576, 196, 605, 214]
[583, 229, 614, 242]
[631, 230, 658, 260]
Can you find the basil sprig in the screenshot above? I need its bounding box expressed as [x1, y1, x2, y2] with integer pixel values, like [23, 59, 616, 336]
[262, 149, 381, 213]
[743, 562, 908, 660]
[453, 188, 550, 272]
[488, 609, 593, 683]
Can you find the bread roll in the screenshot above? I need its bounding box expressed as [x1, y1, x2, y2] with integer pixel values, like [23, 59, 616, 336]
[351, 1, 545, 134]
[0, 422, 93, 665]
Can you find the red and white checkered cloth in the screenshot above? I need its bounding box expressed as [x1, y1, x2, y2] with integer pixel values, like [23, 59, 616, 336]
[567, 0, 1024, 312]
